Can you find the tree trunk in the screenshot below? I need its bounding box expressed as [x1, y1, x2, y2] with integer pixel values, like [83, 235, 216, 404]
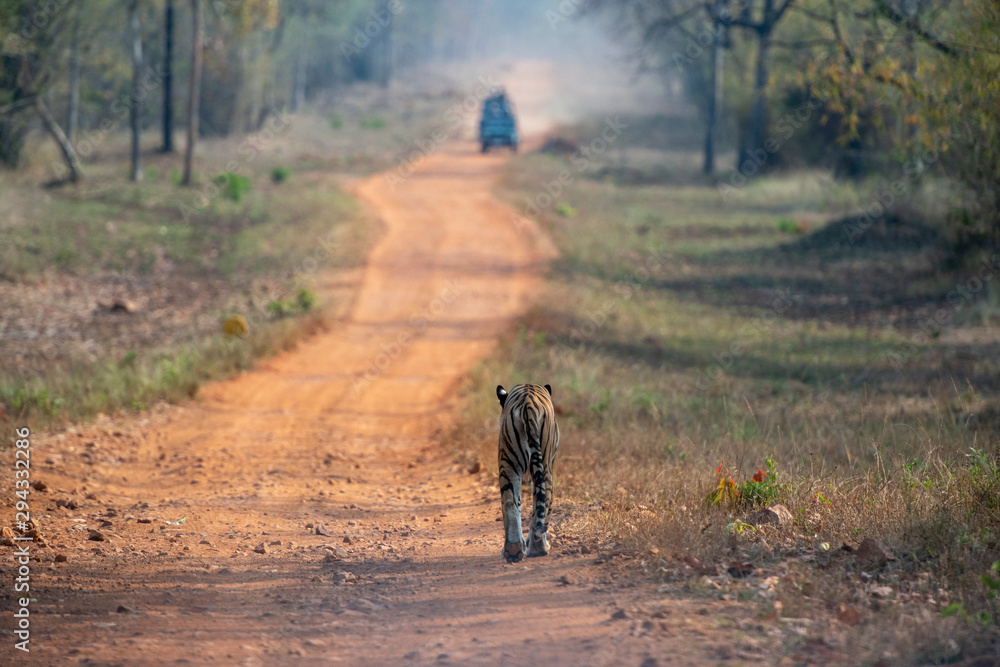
[67, 3, 81, 145]
[183, 0, 203, 186]
[35, 96, 83, 182]
[162, 0, 174, 152]
[381, 3, 392, 89]
[291, 41, 306, 112]
[742, 1, 773, 169]
[703, 0, 725, 175]
[128, 0, 143, 182]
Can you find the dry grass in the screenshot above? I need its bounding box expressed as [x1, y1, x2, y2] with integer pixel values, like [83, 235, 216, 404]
[450, 114, 1000, 663]
[0, 68, 473, 436]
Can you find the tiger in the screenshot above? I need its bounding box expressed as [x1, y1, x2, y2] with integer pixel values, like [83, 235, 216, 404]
[496, 383, 560, 563]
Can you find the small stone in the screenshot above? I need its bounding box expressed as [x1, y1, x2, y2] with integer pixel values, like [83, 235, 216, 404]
[0, 527, 14, 539]
[468, 461, 482, 474]
[746, 504, 793, 527]
[88, 530, 107, 542]
[870, 585, 894, 599]
[315, 524, 332, 537]
[610, 608, 628, 620]
[333, 571, 356, 584]
[838, 606, 862, 626]
[856, 537, 895, 570]
[137, 518, 152, 524]
[343, 536, 352, 545]
[579, 545, 592, 555]
[117, 605, 134, 614]
[31, 480, 48, 492]
[350, 598, 381, 613]
[559, 574, 577, 586]
[54, 554, 68, 562]
[254, 542, 269, 554]
[727, 560, 754, 578]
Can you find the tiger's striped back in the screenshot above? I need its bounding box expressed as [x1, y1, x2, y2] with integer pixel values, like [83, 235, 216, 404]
[496, 383, 560, 563]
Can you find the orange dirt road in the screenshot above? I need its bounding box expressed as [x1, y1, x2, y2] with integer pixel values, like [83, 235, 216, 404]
[4, 63, 759, 666]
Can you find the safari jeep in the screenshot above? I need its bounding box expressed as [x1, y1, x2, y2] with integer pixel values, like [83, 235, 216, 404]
[479, 90, 519, 153]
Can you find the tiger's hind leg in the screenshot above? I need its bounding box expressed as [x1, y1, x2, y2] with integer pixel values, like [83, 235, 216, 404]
[499, 460, 526, 563]
[526, 451, 552, 558]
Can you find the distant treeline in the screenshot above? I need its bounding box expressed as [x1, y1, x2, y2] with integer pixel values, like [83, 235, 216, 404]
[584, 0, 1000, 249]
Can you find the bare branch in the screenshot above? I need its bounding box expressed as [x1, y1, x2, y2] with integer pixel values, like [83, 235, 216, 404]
[873, 0, 958, 58]
[0, 97, 36, 116]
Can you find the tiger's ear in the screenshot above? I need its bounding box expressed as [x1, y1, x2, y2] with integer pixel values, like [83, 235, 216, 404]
[544, 384, 552, 397]
[496, 385, 508, 408]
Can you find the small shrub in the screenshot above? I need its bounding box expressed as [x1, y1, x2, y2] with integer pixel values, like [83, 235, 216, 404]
[704, 457, 781, 510]
[705, 462, 740, 508]
[213, 172, 252, 202]
[359, 116, 386, 130]
[222, 314, 250, 339]
[144, 167, 159, 182]
[330, 114, 343, 130]
[11, 387, 64, 418]
[266, 300, 294, 319]
[555, 203, 577, 217]
[270, 166, 291, 183]
[295, 288, 316, 313]
[55, 246, 76, 266]
[777, 218, 808, 234]
[737, 456, 781, 509]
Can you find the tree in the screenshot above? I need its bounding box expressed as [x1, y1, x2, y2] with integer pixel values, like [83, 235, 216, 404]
[182, 0, 202, 186]
[162, 0, 175, 152]
[704, 0, 726, 174]
[583, 0, 729, 174]
[804, 0, 1000, 248]
[67, 0, 82, 145]
[34, 95, 84, 182]
[128, 0, 143, 182]
[716, 0, 797, 169]
[0, 0, 84, 179]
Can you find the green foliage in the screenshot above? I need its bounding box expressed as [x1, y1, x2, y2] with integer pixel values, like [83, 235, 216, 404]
[704, 457, 781, 510]
[266, 299, 294, 319]
[267, 289, 317, 319]
[359, 116, 386, 130]
[330, 114, 343, 130]
[555, 203, 577, 217]
[737, 456, 781, 509]
[777, 219, 806, 234]
[295, 288, 316, 312]
[213, 172, 252, 202]
[54, 246, 76, 266]
[270, 166, 291, 183]
[9, 387, 64, 418]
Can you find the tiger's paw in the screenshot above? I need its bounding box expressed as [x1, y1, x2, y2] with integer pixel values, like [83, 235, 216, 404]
[526, 533, 550, 558]
[503, 540, 525, 563]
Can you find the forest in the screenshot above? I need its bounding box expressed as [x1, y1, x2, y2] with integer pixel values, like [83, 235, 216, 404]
[1, 1, 999, 663]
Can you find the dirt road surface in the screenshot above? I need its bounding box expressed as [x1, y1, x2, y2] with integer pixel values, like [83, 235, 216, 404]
[3, 62, 772, 666]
